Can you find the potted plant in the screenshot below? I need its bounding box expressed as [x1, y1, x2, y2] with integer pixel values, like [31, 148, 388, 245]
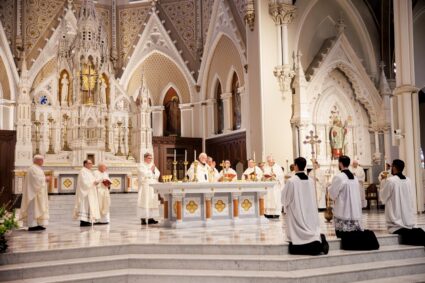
[0, 187, 19, 253]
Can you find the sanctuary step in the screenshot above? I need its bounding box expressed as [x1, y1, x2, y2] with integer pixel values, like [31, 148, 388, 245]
[1, 237, 425, 282]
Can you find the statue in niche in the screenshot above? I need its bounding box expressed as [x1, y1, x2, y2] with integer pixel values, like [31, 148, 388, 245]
[100, 79, 107, 105]
[329, 115, 348, 159]
[164, 96, 181, 136]
[233, 92, 241, 130]
[60, 73, 69, 106]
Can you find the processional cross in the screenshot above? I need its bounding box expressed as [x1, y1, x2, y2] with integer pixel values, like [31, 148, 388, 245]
[303, 130, 321, 204]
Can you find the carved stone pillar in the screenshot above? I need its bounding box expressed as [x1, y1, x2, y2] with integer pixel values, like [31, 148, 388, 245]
[205, 100, 215, 137]
[220, 92, 233, 133]
[151, 106, 164, 136]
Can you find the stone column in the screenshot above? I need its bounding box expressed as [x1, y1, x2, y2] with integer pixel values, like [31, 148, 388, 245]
[179, 103, 193, 137]
[151, 106, 164, 136]
[205, 100, 215, 137]
[238, 86, 247, 130]
[393, 0, 423, 212]
[220, 92, 233, 133]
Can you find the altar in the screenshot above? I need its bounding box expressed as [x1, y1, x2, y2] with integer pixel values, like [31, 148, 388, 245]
[152, 181, 277, 228]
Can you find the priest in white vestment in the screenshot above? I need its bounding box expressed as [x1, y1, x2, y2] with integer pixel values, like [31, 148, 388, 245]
[94, 163, 111, 224]
[378, 163, 392, 184]
[207, 157, 220, 182]
[350, 160, 366, 208]
[308, 161, 327, 209]
[137, 152, 161, 225]
[282, 157, 328, 255]
[242, 159, 263, 181]
[284, 164, 295, 184]
[380, 159, 425, 246]
[219, 160, 238, 182]
[73, 160, 100, 226]
[263, 156, 284, 218]
[187, 153, 210, 182]
[20, 155, 50, 231]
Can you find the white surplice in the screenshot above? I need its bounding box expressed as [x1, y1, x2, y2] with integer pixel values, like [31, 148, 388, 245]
[219, 168, 238, 181]
[350, 166, 366, 208]
[380, 175, 416, 233]
[263, 164, 284, 216]
[282, 173, 321, 244]
[187, 162, 210, 183]
[137, 162, 160, 218]
[242, 166, 263, 181]
[73, 167, 100, 223]
[20, 164, 49, 227]
[308, 168, 327, 209]
[329, 171, 363, 231]
[93, 170, 111, 223]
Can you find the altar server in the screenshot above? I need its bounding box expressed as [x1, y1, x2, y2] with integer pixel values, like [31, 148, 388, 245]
[207, 157, 220, 182]
[308, 161, 327, 209]
[381, 159, 425, 246]
[94, 163, 111, 224]
[282, 157, 329, 255]
[330, 155, 379, 250]
[73, 160, 100, 226]
[137, 152, 161, 225]
[242, 159, 263, 181]
[219, 160, 238, 181]
[20, 155, 50, 231]
[263, 155, 284, 218]
[350, 160, 366, 208]
[187, 152, 211, 182]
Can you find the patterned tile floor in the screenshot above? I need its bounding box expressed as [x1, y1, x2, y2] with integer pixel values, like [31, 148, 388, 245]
[5, 210, 425, 254]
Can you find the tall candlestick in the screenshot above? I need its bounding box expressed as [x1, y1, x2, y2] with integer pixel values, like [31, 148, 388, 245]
[253, 151, 256, 161]
[174, 149, 176, 162]
[194, 149, 197, 161]
[184, 150, 187, 162]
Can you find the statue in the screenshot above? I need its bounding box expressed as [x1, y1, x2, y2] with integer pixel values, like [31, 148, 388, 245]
[60, 73, 69, 106]
[165, 96, 181, 136]
[100, 79, 107, 105]
[329, 117, 347, 159]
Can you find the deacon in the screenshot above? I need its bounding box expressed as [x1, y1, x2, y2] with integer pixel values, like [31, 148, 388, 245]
[94, 163, 111, 224]
[263, 155, 284, 219]
[242, 159, 263, 181]
[350, 160, 366, 208]
[219, 160, 238, 182]
[308, 161, 326, 209]
[20, 155, 50, 231]
[73, 160, 100, 226]
[187, 152, 210, 182]
[207, 156, 220, 182]
[282, 157, 329, 255]
[137, 152, 161, 225]
[330, 155, 379, 250]
[380, 159, 425, 246]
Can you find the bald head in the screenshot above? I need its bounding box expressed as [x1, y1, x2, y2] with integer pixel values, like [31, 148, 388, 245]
[352, 160, 359, 168]
[199, 153, 208, 164]
[266, 155, 274, 166]
[33, 155, 44, 166]
[98, 163, 107, 172]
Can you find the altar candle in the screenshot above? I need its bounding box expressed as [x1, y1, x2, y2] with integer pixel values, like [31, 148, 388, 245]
[185, 150, 187, 162]
[194, 149, 197, 161]
[253, 151, 256, 161]
[174, 149, 176, 162]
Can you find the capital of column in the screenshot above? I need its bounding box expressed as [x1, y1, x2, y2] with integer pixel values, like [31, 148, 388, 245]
[151, 106, 164, 112]
[220, 92, 233, 100]
[273, 64, 295, 98]
[393, 85, 419, 96]
[269, 2, 296, 26]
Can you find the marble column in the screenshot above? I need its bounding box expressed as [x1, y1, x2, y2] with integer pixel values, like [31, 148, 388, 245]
[205, 100, 215, 137]
[151, 106, 164, 136]
[238, 86, 247, 130]
[393, 0, 423, 211]
[220, 92, 233, 133]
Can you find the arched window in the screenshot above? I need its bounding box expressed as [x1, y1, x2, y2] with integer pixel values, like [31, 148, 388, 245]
[231, 72, 241, 130]
[215, 81, 224, 134]
[163, 87, 181, 136]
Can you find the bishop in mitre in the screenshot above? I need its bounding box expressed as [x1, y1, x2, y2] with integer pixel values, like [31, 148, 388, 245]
[20, 155, 50, 231]
[381, 159, 425, 246]
[137, 152, 160, 225]
[263, 155, 284, 219]
[308, 161, 327, 209]
[187, 152, 210, 182]
[282, 157, 329, 255]
[242, 159, 263, 181]
[73, 160, 100, 226]
[219, 160, 238, 182]
[94, 163, 111, 224]
[350, 160, 366, 208]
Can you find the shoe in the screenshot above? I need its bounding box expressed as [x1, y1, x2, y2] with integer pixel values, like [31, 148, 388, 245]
[94, 222, 109, 225]
[148, 218, 159, 224]
[321, 234, 329, 255]
[80, 221, 92, 227]
[264, 214, 272, 219]
[141, 219, 147, 225]
[28, 226, 45, 231]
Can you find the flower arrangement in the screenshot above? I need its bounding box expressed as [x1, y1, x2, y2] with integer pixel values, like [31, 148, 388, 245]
[0, 187, 19, 253]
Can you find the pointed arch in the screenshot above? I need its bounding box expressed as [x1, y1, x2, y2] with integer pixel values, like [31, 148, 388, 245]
[163, 87, 181, 136]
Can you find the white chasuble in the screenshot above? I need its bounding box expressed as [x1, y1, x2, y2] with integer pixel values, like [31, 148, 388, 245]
[187, 162, 210, 183]
[73, 168, 100, 223]
[263, 164, 284, 215]
[137, 162, 160, 218]
[242, 166, 263, 181]
[282, 174, 321, 245]
[94, 170, 111, 223]
[380, 175, 416, 233]
[308, 168, 327, 209]
[20, 164, 49, 227]
[219, 168, 238, 181]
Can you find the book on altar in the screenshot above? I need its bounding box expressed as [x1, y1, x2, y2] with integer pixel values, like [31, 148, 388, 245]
[102, 178, 112, 187]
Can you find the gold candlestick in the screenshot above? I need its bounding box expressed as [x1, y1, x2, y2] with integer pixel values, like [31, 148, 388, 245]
[105, 117, 111, 152]
[183, 161, 189, 182]
[172, 160, 178, 182]
[46, 117, 55, 154]
[192, 160, 199, 182]
[34, 120, 41, 155]
[127, 121, 134, 160]
[115, 121, 124, 156]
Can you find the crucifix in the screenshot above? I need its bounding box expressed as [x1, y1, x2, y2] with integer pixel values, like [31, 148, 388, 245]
[303, 130, 321, 207]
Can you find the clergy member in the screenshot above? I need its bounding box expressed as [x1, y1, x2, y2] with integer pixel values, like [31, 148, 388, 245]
[20, 155, 50, 231]
[187, 152, 210, 182]
[350, 160, 366, 208]
[263, 155, 284, 219]
[378, 163, 392, 184]
[73, 160, 100, 226]
[207, 157, 220, 182]
[282, 157, 329, 255]
[380, 159, 425, 246]
[308, 161, 327, 209]
[284, 164, 295, 184]
[94, 163, 111, 224]
[219, 160, 237, 182]
[242, 159, 263, 181]
[137, 152, 161, 225]
[330, 155, 379, 250]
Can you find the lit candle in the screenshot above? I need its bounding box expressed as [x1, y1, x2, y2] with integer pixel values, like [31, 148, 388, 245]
[253, 151, 256, 161]
[185, 150, 187, 162]
[174, 149, 176, 162]
[194, 149, 197, 161]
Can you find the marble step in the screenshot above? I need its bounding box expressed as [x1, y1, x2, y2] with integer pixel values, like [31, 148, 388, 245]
[0, 235, 401, 265]
[356, 273, 425, 283]
[0, 245, 423, 281]
[2, 257, 425, 283]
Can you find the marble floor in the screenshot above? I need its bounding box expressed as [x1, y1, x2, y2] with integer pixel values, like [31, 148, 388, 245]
[5, 210, 425, 254]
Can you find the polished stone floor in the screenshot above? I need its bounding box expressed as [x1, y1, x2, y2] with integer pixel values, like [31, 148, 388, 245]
[6, 210, 425, 254]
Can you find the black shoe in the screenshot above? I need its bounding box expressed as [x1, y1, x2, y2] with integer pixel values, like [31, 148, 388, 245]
[148, 218, 159, 224]
[80, 221, 91, 227]
[141, 219, 147, 225]
[95, 222, 109, 225]
[264, 214, 272, 219]
[274, 215, 280, 219]
[28, 226, 45, 231]
[321, 234, 329, 255]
